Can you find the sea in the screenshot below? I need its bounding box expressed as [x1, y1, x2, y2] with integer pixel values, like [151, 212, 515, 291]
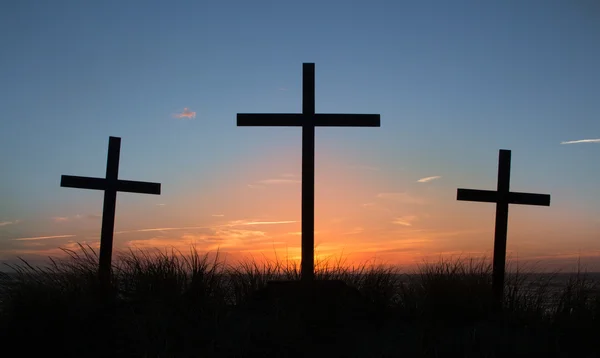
[1, 270, 599, 310]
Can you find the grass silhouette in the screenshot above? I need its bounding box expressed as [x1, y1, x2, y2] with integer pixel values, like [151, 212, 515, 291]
[0, 244, 598, 357]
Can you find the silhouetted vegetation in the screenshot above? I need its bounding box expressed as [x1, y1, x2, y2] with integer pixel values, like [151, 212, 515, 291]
[0, 244, 598, 357]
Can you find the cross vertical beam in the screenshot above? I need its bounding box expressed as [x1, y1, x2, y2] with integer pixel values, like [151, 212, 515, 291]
[492, 149, 510, 305]
[302, 63, 316, 281]
[99, 137, 120, 288]
[60, 136, 161, 293]
[457, 149, 551, 309]
[237, 63, 380, 282]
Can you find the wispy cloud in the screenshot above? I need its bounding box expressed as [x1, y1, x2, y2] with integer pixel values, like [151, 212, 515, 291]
[156, 203, 166, 206]
[352, 238, 430, 254]
[257, 179, 301, 185]
[371, 247, 421, 254]
[13, 234, 76, 241]
[115, 226, 210, 234]
[361, 202, 394, 215]
[215, 228, 266, 239]
[392, 215, 418, 226]
[560, 139, 600, 144]
[225, 220, 298, 227]
[0, 220, 20, 227]
[121, 228, 283, 254]
[52, 214, 100, 223]
[250, 174, 300, 187]
[417, 176, 441, 183]
[203, 228, 273, 251]
[114, 220, 296, 235]
[124, 236, 217, 251]
[347, 165, 380, 171]
[126, 238, 186, 250]
[376, 192, 425, 205]
[342, 227, 364, 235]
[173, 107, 196, 119]
[212, 214, 225, 217]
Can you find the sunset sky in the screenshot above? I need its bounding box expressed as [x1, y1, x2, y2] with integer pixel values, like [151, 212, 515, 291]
[1, 1, 599, 271]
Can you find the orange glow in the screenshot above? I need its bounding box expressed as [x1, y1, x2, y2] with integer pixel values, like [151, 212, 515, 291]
[2, 150, 599, 272]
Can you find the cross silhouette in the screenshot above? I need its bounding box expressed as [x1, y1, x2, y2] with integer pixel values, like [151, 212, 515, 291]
[237, 63, 380, 281]
[60, 136, 161, 290]
[457, 149, 550, 307]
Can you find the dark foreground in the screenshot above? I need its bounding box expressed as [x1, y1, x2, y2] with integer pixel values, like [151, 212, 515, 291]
[0, 247, 598, 357]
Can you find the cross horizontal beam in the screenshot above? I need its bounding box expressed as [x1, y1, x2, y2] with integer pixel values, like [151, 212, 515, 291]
[509, 192, 551, 206]
[456, 189, 497, 203]
[117, 180, 161, 194]
[457, 189, 551, 206]
[237, 113, 380, 127]
[61, 176, 107, 191]
[61, 175, 161, 195]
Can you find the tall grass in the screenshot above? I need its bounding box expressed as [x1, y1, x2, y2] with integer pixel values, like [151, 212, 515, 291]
[0, 244, 598, 357]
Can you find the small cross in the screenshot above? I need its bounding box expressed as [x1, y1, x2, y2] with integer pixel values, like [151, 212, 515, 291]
[457, 149, 550, 308]
[237, 63, 380, 282]
[60, 136, 161, 291]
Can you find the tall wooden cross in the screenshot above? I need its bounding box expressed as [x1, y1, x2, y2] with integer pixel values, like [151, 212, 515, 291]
[60, 136, 161, 291]
[457, 149, 550, 307]
[237, 63, 380, 282]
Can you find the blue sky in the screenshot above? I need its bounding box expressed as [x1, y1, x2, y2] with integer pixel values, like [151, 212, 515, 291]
[0, 0, 599, 269]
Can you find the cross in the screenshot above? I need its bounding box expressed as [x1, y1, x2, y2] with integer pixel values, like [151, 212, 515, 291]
[60, 136, 161, 291]
[457, 149, 550, 308]
[237, 63, 380, 282]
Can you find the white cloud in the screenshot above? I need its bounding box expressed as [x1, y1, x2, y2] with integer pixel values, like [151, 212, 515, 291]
[376, 192, 425, 205]
[173, 107, 196, 119]
[214, 228, 266, 239]
[0, 220, 19, 227]
[225, 220, 298, 227]
[417, 176, 441, 183]
[115, 226, 210, 234]
[342, 227, 364, 235]
[560, 139, 600, 144]
[114, 220, 296, 235]
[13, 234, 76, 241]
[251, 174, 301, 186]
[52, 214, 100, 223]
[346, 165, 380, 171]
[392, 215, 418, 226]
[257, 179, 301, 184]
